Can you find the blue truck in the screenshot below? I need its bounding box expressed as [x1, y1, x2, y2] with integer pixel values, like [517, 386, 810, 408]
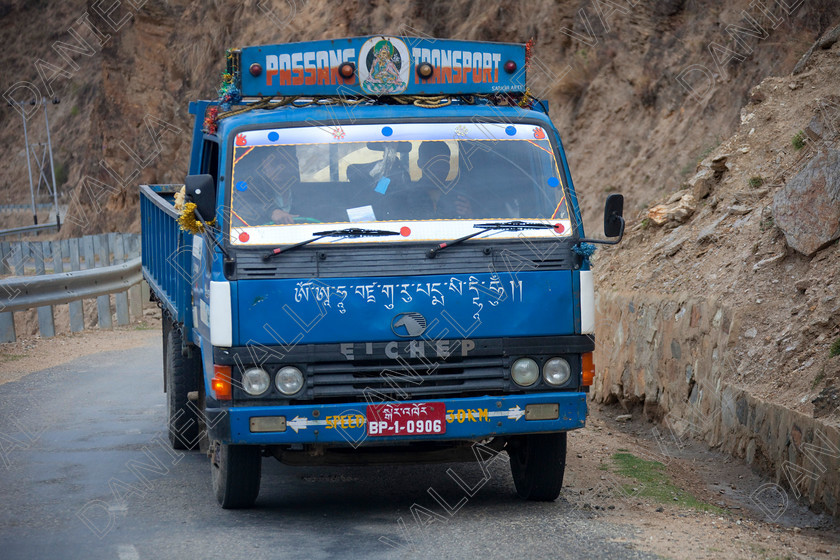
[140, 36, 623, 509]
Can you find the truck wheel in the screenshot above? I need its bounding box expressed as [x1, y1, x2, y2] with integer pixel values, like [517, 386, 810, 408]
[508, 432, 567, 501]
[165, 324, 202, 450]
[211, 443, 262, 509]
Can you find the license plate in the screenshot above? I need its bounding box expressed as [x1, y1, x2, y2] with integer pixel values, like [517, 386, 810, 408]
[366, 402, 447, 436]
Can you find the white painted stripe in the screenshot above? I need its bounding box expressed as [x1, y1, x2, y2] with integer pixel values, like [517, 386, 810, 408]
[580, 270, 594, 334]
[117, 544, 140, 560]
[209, 281, 232, 347]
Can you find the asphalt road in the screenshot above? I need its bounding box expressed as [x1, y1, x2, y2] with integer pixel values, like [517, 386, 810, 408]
[0, 341, 657, 560]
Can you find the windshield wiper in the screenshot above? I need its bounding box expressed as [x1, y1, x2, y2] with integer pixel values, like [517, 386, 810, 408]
[263, 228, 400, 261]
[426, 220, 558, 259]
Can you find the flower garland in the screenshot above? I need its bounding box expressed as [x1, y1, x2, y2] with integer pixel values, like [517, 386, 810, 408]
[177, 202, 216, 234]
[203, 105, 219, 134]
[202, 49, 243, 134]
[525, 38, 534, 68]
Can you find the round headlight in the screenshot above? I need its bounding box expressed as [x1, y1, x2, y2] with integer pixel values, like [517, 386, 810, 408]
[241, 367, 270, 395]
[511, 358, 539, 387]
[543, 357, 571, 386]
[276, 366, 304, 396]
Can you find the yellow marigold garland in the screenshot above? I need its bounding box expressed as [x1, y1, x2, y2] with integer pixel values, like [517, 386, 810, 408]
[177, 202, 215, 234]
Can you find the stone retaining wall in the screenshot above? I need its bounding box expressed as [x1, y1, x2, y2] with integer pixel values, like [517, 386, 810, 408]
[593, 290, 840, 517]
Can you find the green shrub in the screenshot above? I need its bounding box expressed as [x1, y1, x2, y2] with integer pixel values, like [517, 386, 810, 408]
[830, 338, 840, 358]
[748, 176, 764, 188]
[53, 161, 68, 187]
[792, 131, 806, 150]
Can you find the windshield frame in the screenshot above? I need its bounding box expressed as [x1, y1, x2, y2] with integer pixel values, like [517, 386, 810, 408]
[222, 115, 579, 250]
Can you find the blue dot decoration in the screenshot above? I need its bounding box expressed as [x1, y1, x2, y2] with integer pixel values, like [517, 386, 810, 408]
[505, 125, 517, 136]
[267, 131, 279, 142]
[547, 177, 560, 188]
[235, 181, 248, 191]
[381, 126, 393, 137]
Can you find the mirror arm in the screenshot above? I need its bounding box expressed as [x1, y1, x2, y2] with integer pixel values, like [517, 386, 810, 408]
[192, 206, 235, 265]
[579, 216, 624, 245]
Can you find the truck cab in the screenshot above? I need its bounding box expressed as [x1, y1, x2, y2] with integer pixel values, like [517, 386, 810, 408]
[140, 36, 623, 509]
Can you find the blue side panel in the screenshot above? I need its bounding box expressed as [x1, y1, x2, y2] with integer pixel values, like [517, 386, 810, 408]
[235, 270, 575, 345]
[239, 36, 526, 98]
[139, 185, 194, 332]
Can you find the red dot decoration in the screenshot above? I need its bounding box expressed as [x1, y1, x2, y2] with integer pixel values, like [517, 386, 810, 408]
[238, 232, 250, 242]
[400, 226, 411, 237]
[553, 223, 565, 234]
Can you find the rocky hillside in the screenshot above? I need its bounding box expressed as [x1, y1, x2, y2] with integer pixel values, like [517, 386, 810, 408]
[591, 31, 840, 514]
[1, 0, 839, 236]
[595, 33, 840, 420]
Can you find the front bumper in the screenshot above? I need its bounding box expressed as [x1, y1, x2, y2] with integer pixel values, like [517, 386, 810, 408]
[206, 392, 586, 445]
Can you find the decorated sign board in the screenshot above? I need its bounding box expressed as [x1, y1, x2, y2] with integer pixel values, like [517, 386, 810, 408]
[238, 36, 527, 98]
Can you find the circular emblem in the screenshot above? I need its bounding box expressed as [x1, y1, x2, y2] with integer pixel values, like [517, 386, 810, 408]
[391, 312, 427, 337]
[358, 36, 411, 95]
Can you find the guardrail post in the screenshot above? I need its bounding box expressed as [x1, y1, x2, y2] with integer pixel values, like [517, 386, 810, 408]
[33, 242, 55, 338]
[0, 240, 10, 342]
[68, 238, 84, 332]
[10, 242, 26, 276]
[0, 241, 10, 275]
[51, 241, 64, 273]
[1, 242, 26, 343]
[113, 234, 130, 326]
[0, 312, 14, 343]
[127, 233, 142, 320]
[93, 235, 113, 329]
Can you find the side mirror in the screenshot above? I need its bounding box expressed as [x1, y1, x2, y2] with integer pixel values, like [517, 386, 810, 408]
[579, 193, 624, 246]
[604, 193, 624, 238]
[184, 174, 216, 222]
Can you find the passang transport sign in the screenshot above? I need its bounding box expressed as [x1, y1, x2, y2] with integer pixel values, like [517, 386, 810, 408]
[238, 36, 527, 97]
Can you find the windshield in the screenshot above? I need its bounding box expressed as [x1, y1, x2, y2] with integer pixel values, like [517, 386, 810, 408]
[228, 122, 572, 246]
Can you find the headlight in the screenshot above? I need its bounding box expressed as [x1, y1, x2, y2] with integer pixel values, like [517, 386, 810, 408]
[511, 358, 539, 387]
[241, 367, 270, 396]
[543, 357, 571, 386]
[276, 366, 304, 396]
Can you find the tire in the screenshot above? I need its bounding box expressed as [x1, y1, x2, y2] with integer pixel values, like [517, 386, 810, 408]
[165, 320, 202, 450]
[508, 432, 567, 501]
[211, 443, 262, 509]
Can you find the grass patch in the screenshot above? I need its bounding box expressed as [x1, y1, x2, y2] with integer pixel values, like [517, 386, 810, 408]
[812, 370, 826, 389]
[131, 321, 156, 331]
[792, 130, 806, 150]
[748, 176, 764, 188]
[640, 217, 650, 230]
[0, 353, 26, 362]
[606, 452, 726, 514]
[760, 215, 775, 232]
[830, 338, 840, 357]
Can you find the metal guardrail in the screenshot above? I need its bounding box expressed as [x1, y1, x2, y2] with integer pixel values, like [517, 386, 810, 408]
[0, 258, 141, 313]
[0, 233, 145, 343]
[0, 221, 60, 238]
[0, 203, 54, 212]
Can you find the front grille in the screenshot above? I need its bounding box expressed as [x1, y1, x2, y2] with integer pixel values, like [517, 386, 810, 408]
[307, 356, 508, 400]
[231, 241, 578, 280]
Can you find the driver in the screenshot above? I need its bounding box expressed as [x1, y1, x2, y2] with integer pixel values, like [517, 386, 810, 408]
[416, 141, 474, 218]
